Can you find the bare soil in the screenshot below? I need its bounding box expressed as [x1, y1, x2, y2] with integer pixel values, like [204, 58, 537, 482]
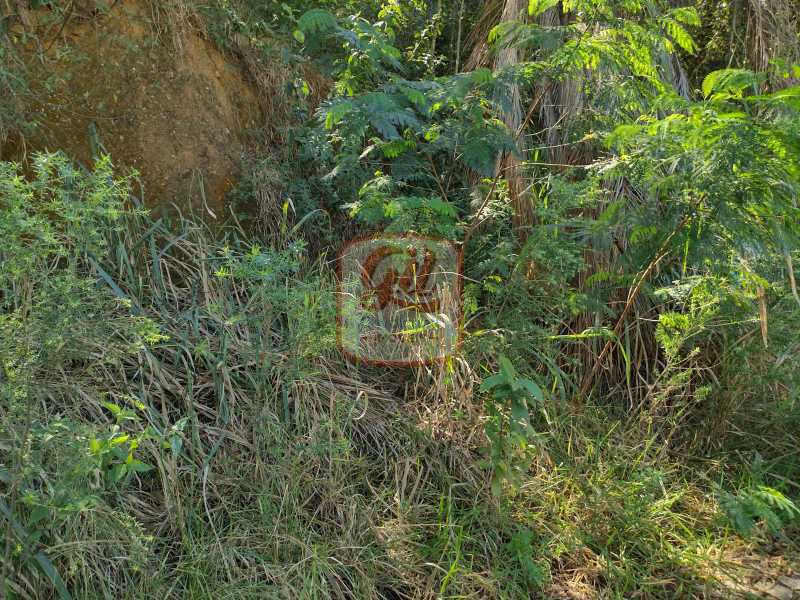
[8, 1, 266, 213]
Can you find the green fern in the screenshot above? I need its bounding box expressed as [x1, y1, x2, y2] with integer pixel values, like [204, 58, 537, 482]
[322, 99, 353, 129]
[702, 68, 764, 99]
[660, 16, 697, 54]
[297, 9, 338, 34]
[719, 485, 800, 537]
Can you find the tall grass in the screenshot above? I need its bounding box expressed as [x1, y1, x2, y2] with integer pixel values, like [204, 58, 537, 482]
[1, 154, 798, 599]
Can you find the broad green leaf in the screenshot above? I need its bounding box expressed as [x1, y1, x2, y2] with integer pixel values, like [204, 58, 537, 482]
[518, 379, 544, 402]
[102, 401, 122, 416]
[128, 460, 154, 473]
[170, 436, 183, 458]
[499, 356, 517, 381]
[529, 0, 559, 17]
[110, 463, 127, 482]
[511, 398, 530, 425]
[110, 434, 130, 447]
[28, 505, 49, 527]
[480, 372, 507, 392]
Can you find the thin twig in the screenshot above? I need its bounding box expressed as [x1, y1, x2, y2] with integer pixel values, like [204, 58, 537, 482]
[44, 0, 75, 54]
[462, 174, 502, 248]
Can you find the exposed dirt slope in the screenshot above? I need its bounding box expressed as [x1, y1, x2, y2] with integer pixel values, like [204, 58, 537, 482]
[7, 1, 269, 212]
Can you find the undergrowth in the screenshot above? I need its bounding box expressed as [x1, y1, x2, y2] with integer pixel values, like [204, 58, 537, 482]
[0, 153, 798, 599]
[2, 1, 800, 599]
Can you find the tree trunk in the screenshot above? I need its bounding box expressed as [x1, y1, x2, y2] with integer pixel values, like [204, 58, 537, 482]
[494, 0, 536, 239]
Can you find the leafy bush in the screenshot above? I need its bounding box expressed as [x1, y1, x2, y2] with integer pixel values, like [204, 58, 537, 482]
[0, 154, 161, 596]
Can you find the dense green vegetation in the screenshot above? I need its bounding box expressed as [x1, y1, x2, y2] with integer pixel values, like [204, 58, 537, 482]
[1, 1, 800, 598]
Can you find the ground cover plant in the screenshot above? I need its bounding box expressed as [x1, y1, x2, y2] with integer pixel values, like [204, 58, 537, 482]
[1, 0, 799, 598]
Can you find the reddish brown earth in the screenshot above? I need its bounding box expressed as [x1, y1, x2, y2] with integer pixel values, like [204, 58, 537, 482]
[6, 1, 268, 213]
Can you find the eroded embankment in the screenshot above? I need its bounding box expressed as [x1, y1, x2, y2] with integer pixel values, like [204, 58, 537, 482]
[3, 1, 304, 213]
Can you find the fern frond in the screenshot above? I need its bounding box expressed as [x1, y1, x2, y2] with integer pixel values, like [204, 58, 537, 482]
[298, 9, 338, 34]
[661, 17, 696, 54]
[322, 100, 354, 129]
[702, 69, 763, 100]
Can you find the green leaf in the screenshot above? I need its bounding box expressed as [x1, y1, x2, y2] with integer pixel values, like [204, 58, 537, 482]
[398, 85, 426, 107]
[491, 468, 506, 495]
[480, 372, 507, 392]
[518, 378, 544, 403]
[461, 136, 496, 177]
[110, 434, 130, 447]
[170, 436, 183, 458]
[34, 552, 72, 600]
[28, 505, 49, 527]
[719, 490, 754, 536]
[764, 85, 800, 110]
[507, 529, 546, 587]
[0, 501, 71, 599]
[661, 17, 696, 54]
[293, 29, 305, 44]
[297, 9, 338, 34]
[511, 398, 529, 425]
[499, 356, 517, 381]
[110, 463, 127, 482]
[102, 402, 123, 419]
[470, 68, 493, 86]
[702, 69, 762, 99]
[671, 6, 700, 26]
[754, 486, 800, 519]
[529, 0, 559, 17]
[381, 139, 415, 158]
[128, 460, 154, 473]
[89, 257, 142, 315]
[323, 101, 353, 129]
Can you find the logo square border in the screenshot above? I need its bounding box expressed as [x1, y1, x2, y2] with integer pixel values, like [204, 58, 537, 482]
[335, 233, 464, 367]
